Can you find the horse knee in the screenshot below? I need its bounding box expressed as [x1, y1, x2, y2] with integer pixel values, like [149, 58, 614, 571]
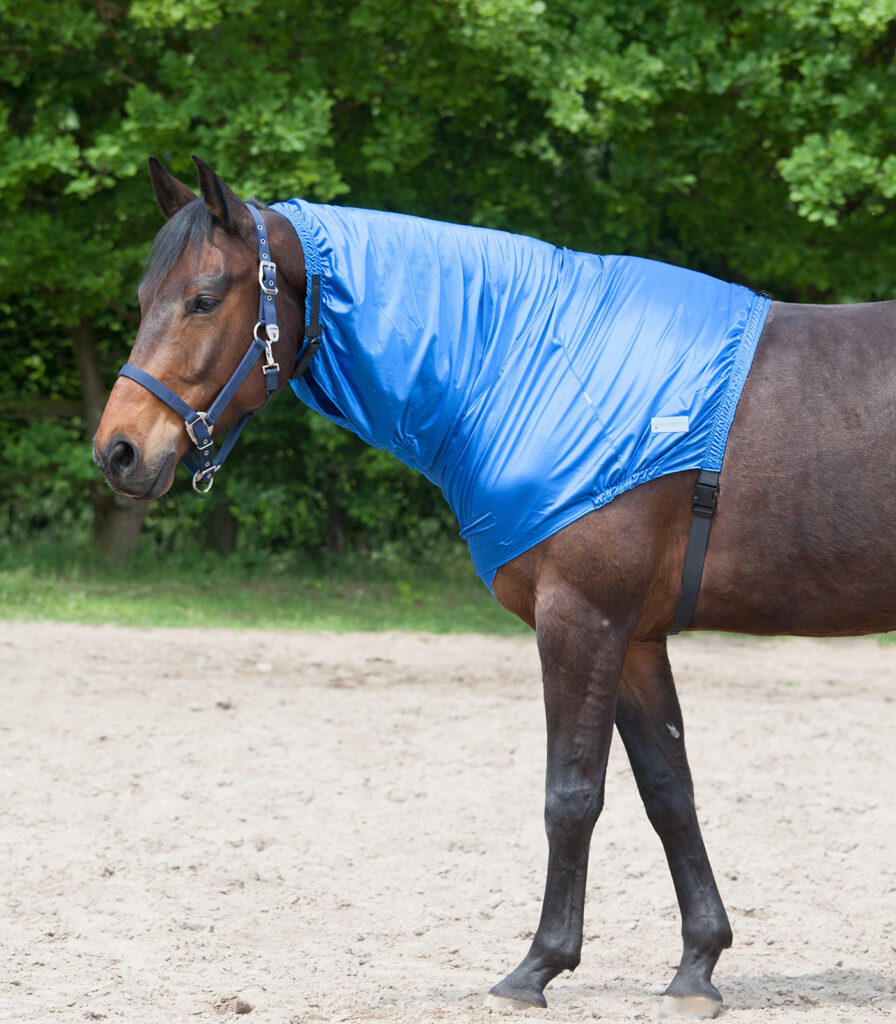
[544, 781, 605, 842]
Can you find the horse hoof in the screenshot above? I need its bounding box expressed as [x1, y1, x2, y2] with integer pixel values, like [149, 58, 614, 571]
[484, 992, 545, 1013]
[659, 993, 723, 1019]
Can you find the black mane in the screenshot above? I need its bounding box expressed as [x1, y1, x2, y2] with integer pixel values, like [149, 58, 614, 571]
[140, 196, 267, 292]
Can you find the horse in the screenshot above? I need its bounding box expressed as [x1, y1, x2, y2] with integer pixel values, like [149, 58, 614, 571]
[93, 156, 896, 1019]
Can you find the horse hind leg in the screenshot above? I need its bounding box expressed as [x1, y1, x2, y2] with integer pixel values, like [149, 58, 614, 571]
[616, 638, 732, 1018]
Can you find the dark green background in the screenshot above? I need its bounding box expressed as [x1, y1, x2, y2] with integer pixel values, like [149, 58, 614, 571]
[3, 0, 895, 565]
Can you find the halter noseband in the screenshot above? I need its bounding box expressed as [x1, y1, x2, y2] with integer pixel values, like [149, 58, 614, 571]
[119, 202, 321, 493]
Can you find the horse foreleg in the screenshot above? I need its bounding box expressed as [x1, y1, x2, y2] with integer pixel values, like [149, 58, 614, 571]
[488, 590, 630, 1009]
[616, 638, 731, 1018]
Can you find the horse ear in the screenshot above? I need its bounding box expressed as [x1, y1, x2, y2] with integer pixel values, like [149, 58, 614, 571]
[192, 155, 253, 236]
[148, 156, 197, 219]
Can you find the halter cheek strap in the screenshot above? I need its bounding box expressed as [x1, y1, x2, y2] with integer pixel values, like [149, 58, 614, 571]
[118, 203, 321, 493]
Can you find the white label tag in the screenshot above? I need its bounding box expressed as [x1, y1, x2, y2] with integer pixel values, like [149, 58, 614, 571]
[651, 415, 690, 434]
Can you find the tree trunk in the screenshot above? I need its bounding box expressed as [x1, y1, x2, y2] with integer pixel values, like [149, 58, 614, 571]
[71, 317, 148, 560]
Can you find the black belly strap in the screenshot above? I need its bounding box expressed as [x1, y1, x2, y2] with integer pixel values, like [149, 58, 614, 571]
[668, 469, 720, 635]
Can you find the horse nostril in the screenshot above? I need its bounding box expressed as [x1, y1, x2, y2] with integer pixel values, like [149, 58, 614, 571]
[109, 438, 138, 477]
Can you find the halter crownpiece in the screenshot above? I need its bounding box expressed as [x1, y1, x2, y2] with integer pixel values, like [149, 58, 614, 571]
[118, 202, 321, 493]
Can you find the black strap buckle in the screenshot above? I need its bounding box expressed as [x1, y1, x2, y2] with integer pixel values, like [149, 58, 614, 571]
[692, 470, 720, 517]
[668, 468, 722, 635]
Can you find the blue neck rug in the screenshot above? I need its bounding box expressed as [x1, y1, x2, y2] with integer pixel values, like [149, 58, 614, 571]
[271, 199, 770, 592]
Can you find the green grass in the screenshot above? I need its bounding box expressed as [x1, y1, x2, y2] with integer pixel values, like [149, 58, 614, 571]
[0, 542, 529, 634]
[6, 543, 895, 643]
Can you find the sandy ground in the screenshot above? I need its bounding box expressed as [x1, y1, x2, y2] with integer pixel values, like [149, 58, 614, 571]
[0, 623, 894, 1024]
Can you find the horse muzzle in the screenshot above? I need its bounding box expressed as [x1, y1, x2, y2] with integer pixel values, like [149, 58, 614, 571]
[93, 434, 178, 500]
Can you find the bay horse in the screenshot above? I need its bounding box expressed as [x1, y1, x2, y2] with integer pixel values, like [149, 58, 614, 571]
[93, 156, 896, 1018]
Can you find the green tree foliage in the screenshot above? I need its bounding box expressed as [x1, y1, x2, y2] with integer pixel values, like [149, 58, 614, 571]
[3, 0, 896, 558]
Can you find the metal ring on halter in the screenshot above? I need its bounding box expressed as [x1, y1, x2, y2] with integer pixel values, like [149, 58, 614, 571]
[253, 321, 280, 343]
[192, 467, 216, 494]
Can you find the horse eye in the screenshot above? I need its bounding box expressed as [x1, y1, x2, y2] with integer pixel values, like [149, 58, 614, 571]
[195, 295, 219, 312]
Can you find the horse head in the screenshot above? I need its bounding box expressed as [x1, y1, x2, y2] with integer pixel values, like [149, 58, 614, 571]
[93, 157, 306, 498]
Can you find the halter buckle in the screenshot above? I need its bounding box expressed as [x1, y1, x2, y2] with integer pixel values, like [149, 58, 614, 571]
[185, 411, 214, 448]
[258, 260, 278, 295]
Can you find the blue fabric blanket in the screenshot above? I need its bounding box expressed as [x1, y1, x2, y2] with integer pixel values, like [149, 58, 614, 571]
[271, 199, 770, 592]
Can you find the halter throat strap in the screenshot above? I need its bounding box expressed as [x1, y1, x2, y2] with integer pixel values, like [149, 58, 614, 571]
[118, 202, 321, 493]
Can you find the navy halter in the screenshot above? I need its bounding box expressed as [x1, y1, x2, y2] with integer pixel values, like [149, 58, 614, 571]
[119, 203, 321, 493]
